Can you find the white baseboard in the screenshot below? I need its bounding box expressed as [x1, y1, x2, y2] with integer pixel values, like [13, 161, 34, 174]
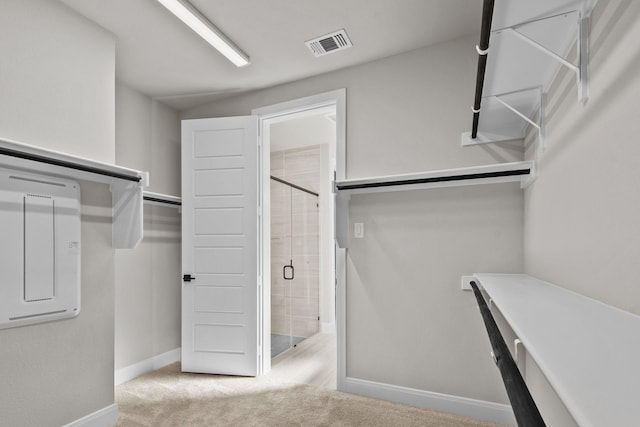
[343, 377, 516, 426]
[320, 321, 336, 333]
[115, 347, 181, 385]
[63, 404, 118, 427]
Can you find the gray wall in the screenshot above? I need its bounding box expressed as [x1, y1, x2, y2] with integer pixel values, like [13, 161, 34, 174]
[114, 83, 181, 371]
[183, 36, 525, 405]
[519, 1, 640, 424]
[0, 0, 115, 163]
[0, 0, 117, 425]
[524, 0, 640, 314]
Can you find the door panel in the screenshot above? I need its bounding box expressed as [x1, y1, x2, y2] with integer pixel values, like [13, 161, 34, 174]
[182, 116, 258, 376]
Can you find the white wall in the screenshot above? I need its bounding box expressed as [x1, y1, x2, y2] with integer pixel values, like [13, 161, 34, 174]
[0, 0, 117, 425]
[183, 36, 525, 414]
[520, 1, 640, 424]
[0, 0, 115, 163]
[524, 0, 640, 313]
[114, 83, 181, 374]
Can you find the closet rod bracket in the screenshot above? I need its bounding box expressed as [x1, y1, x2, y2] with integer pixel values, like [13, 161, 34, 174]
[502, 13, 590, 104]
[462, 87, 546, 152]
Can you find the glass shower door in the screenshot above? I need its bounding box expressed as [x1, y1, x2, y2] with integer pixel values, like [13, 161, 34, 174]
[271, 179, 319, 358]
[290, 186, 320, 346]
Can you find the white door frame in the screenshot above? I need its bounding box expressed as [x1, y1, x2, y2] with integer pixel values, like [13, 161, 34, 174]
[252, 89, 346, 386]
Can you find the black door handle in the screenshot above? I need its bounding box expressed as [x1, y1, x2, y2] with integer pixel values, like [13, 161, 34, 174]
[283, 261, 294, 280]
[183, 274, 195, 282]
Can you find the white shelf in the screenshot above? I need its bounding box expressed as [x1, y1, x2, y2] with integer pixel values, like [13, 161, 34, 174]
[333, 161, 535, 248]
[464, 0, 598, 147]
[473, 273, 640, 427]
[0, 137, 148, 249]
[335, 161, 535, 195]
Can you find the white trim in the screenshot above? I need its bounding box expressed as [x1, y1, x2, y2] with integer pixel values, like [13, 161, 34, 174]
[0, 136, 145, 185]
[115, 347, 181, 385]
[344, 377, 516, 426]
[252, 89, 346, 180]
[252, 89, 346, 378]
[63, 404, 118, 427]
[320, 321, 336, 333]
[335, 245, 346, 391]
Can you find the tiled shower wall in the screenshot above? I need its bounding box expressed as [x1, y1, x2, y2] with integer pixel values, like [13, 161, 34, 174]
[271, 146, 320, 339]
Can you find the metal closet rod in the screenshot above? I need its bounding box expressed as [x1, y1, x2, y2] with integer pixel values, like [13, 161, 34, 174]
[0, 146, 142, 182]
[335, 168, 530, 191]
[471, 0, 496, 139]
[143, 195, 181, 206]
[470, 281, 546, 427]
[270, 175, 319, 197]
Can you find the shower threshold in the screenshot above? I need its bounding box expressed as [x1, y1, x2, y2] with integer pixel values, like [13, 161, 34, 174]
[271, 333, 306, 358]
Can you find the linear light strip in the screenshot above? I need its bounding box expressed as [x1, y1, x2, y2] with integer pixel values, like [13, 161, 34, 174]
[156, 0, 250, 67]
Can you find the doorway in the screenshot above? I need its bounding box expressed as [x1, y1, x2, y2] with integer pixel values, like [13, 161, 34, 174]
[253, 90, 345, 384]
[179, 90, 345, 385]
[269, 122, 327, 358]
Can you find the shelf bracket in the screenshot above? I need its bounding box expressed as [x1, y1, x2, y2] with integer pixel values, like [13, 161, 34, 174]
[490, 87, 546, 152]
[491, 96, 539, 130]
[335, 188, 351, 249]
[514, 338, 526, 377]
[111, 180, 145, 249]
[504, 13, 590, 103]
[461, 86, 546, 152]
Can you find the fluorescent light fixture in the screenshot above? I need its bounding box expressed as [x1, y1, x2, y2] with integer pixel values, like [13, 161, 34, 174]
[156, 0, 250, 67]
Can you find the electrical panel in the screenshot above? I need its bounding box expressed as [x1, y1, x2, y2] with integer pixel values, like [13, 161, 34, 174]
[0, 167, 81, 329]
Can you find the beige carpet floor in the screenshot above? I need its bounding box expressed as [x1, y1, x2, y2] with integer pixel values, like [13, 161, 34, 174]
[115, 363, 506, 426]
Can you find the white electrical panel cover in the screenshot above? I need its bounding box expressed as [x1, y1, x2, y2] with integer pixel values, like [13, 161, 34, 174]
[0, 167, 81, 329]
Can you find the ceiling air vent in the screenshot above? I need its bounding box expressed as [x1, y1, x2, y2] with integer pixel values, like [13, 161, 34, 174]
[306, 29, 352, 57]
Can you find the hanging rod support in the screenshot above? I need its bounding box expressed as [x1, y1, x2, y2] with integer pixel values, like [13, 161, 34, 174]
[483, 86, 541, 99]
[492, 97, 540, 130]
[505, 28, 578, 73]
[492, 11, 576, 33]
[476, 45, 489, 56]
[514, 338, 526, 376]
[500, 12, 590, 103]
[578, 15, 590, 102]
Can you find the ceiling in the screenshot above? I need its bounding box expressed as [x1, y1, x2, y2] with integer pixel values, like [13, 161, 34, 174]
[60, 0, 483, 110]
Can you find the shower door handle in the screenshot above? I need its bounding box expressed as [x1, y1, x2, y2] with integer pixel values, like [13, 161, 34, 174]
[283, 261, 294, 280]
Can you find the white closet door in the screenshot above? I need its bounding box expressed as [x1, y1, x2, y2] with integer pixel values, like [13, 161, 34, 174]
[181, 116, 259, 376]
